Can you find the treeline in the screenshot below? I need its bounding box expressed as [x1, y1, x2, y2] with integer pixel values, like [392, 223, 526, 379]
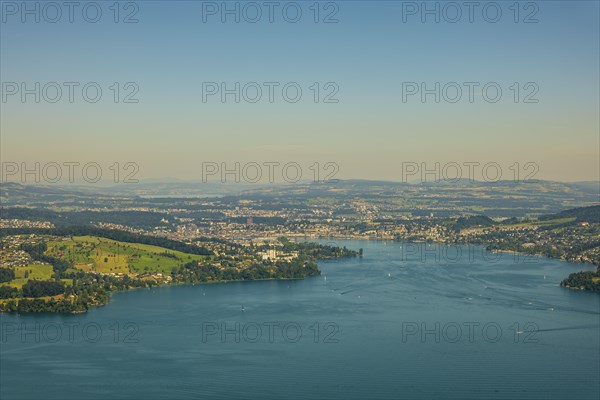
[0, 276, 66, 300]
[0, 226, 212, 256]
[540, 205, 600, 224]
[0, 267, 15, 283]
[174, 258, 320, 284]
[0, 272, 160, 313]
[485, 240, 600, 268]
[22, 279, 65, 297]
[0, 286, 20, 299]
[1, 298, 82, 313]
[20, 242, 72, 275]
[0, 208, 173, 229]
[157, 252, 179, 259]
[276, 238, 361, 259]
[452, 215, 496, 232]
[561, 270, 600, 291]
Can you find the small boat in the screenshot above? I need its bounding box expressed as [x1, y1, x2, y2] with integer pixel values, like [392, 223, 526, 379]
[241, 305, 245, 312]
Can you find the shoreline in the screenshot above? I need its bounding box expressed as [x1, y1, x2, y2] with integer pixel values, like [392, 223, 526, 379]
[0, 268, 323, 315]
[3, 238, 598, 314]
[310, 236, 599, 270]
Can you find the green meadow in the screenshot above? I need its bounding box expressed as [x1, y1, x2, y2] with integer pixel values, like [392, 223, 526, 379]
[5, 264, 54, 289]
[45, 236, 207, 275]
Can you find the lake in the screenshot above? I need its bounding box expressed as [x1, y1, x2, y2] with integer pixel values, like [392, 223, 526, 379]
[1, 240, 598, 399]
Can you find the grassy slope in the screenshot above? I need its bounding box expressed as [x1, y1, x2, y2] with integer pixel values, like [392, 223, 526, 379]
[4, 264, 54, 288]
[45, 236, 207, 275]
[1, 235, 209, 295]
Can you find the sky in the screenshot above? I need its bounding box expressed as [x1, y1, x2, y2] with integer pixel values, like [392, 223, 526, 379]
[1, 0, 599, 184]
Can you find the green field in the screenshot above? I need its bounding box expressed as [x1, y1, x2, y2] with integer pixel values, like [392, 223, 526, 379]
[46, 236, 207, 275]
[2, 264, 54, 289]
[0, 264, 74, 289]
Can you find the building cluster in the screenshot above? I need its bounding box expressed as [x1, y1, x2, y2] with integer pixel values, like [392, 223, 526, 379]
[258, 249, 299, 262]
[0, 219, 54, 229]
[0, 234, 47, 267]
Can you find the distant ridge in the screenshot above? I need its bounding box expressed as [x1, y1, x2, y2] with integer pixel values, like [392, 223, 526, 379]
[539, 205, 600, 224]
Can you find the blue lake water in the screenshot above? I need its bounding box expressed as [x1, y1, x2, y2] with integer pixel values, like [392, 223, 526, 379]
[1, 241, 599, 399]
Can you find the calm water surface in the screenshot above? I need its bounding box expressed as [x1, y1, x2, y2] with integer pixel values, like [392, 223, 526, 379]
[1, 241, 599, 399]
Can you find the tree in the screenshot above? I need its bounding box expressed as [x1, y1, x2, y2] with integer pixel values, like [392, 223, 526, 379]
[0, 286, 19, 299]
[22, 280, 65, 298]
[0, 267, 15, 283]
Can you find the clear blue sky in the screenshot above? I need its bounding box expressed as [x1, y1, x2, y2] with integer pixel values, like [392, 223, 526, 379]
[1, 1, 599, 182]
